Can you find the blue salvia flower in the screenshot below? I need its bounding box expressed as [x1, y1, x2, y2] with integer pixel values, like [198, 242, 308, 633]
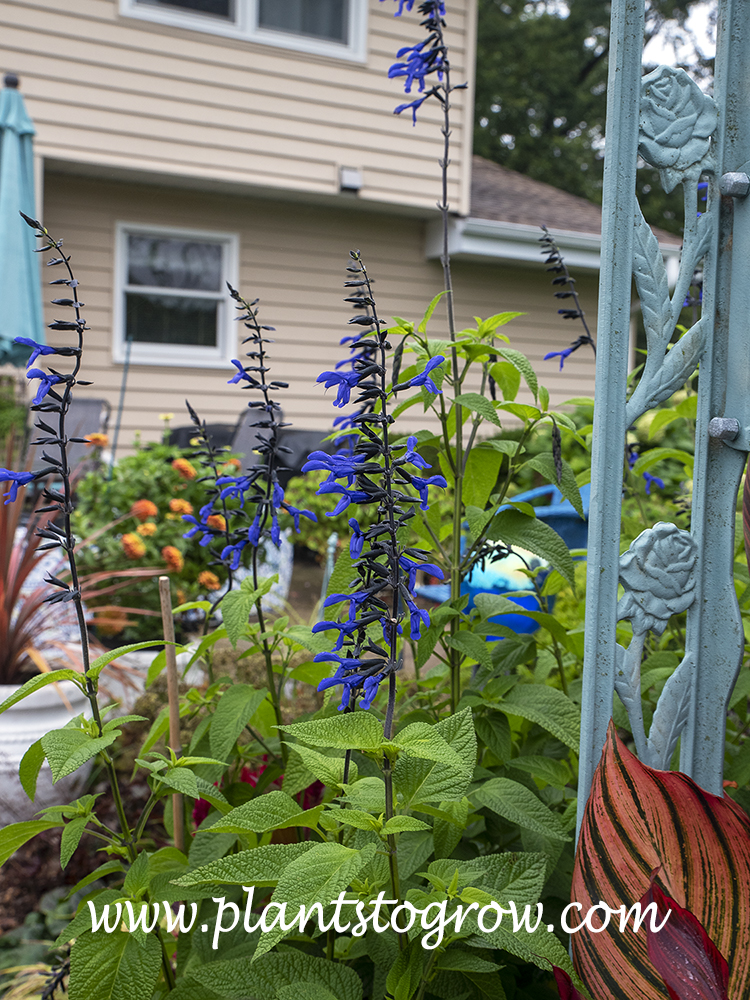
[313, 251, 447, 715]
[0, 469, 36, 505]
[380, 1, 457, 125]
[628, 445, 664, 495]
[13, 336, 59, 368]
[540, 227, 596, 368]
[544, 347, 574, 371]
[26, 368, 64, 405]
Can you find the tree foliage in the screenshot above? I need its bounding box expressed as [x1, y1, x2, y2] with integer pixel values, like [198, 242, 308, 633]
[473, 0, 714, 234]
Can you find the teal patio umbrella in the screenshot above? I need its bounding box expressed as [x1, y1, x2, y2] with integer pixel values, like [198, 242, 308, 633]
[0, 74, 42, 367]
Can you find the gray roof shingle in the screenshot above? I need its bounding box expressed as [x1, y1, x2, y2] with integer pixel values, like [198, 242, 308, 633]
[469, 155, 682, 245]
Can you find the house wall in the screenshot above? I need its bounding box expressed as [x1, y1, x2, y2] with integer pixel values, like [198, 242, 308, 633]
[39, 171, 598, 454]
[1, 0, 475, 214]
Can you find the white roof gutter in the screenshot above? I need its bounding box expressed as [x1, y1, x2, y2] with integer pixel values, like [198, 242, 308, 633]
[425, 216, 682, 286]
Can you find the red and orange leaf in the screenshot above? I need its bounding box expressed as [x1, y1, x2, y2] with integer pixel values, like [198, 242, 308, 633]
[572, 721, 750, 1000]
[641, 873, 729, 1000]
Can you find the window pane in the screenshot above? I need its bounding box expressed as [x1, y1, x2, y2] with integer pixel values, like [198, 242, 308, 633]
[136, 0, 233, 18]
[126, 293, 218, 347]
[127, 236, 222, 292]
[258, 0, 348, 43]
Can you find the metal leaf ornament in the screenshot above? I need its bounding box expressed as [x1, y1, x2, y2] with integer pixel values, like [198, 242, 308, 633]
[572, 723, 750, 1000]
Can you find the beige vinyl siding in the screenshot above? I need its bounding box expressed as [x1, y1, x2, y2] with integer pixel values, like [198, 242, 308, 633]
[1, 0, 474, 212]
[38, 172, 597, 456]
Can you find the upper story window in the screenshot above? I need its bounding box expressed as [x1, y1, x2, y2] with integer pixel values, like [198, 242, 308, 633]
[122, 0, 366, 61]
[113, 223, 238, 368]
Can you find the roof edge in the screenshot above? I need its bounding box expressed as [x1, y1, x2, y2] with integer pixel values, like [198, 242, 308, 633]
[426, 216, 682, 279]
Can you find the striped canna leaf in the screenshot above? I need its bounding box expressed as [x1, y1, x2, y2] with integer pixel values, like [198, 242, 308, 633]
[572, 722, 750, 1000]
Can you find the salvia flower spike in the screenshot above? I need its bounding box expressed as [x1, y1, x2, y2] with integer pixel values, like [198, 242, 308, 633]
[310, 251, 446, 720]
[540, 225, 596, 369]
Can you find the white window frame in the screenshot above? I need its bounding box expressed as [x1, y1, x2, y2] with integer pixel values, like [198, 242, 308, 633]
[120, 0, 367, 62]
[113, 222, 239, 369]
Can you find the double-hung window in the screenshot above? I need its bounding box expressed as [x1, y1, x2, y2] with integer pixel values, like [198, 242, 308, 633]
[122, 0, 366, 61]
[113, 224, 238, 368]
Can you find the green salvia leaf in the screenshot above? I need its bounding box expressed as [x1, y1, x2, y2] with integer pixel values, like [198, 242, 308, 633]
[68, 928, 162, 1000]
[41, 729, 118, 782]
[210, 684, 269, 761]
[472, 777, 570, 842]
[19, 738, 45, 801]
[87, 641, 170, 683]
[0, 670, 84, 715]
[500, 684, 581, 750]
[453, 392, 501, 427]
[278, 712, 383, 752]
[60, 816, 89, 869]
[487, 508, 575, 588]
[0, 820, 62, 867]
[523, 453, 584, 518]
[172, 842, 317, 887]
[289, 745, 357, 788]
[254, 842, 377, 958]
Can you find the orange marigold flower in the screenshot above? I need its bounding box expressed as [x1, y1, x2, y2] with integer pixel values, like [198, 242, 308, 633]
[86, 432, 109, 449]
[162, 545, 184, 572]
[122, 533, 146, 559]
[206, 514, 227, 531]
[131, 498, 158, 522]
[176, 588, 187, 605]
[172, 458, 196, 480]
[224, 457, 242, 470]
[198, 570, 221, 591]
[136, 521, 157, 537]
[169, 498, 193, 515]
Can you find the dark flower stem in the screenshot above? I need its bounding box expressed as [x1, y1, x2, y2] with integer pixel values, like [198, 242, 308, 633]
[27, 220, 135, 854]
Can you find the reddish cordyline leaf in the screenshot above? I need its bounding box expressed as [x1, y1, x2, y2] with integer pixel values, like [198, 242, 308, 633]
[572, 721, 750, 1000]
[641, 872, 729, 1000]
[553, 965, 589, 1000]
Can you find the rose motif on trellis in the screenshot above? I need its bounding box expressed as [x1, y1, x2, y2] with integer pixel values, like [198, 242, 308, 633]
[617, 522, 698, 636]
[639, 65, 717, 193]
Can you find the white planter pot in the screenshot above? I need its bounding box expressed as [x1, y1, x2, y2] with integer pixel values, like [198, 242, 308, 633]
[0, 679, 92, 826]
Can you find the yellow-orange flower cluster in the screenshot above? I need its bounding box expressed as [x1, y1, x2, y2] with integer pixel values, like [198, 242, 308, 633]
[136, 522, 157, 537]
[172, 458, 196, 480]
[198, 570, 221, 591]
[223, 457, 242, 471]
[206, 514, 226, 531]
[95, 608, 129, 636]
[122, 533, 146, 559]
[161, 545, 184, 572]
[85, 432, 109, 449]
[169, 498, 193, 515]
[131, 498, 158, 522]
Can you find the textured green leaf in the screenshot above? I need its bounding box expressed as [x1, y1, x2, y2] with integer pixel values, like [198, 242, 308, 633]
[381, 815, 431, 835]
[289, 745, 356, 788]
[0, 670, 83, 714]
[436, 950, 501, 973]
[256, 842, 377, 958]
[222, 576, 275, 647]
[19, 738, 45, 801]
[172, 842, 316, 887]
[487, 508, 575, 588]
[500, 684, 580, 751]
[193, 951, 363, 1000]
[276, 985, 338, 1000]
[509, 754, 571, 788]
[472, 778, 569, 841]
[475, 712, 512, 764]
[41, 729, 117, 782]
[463, 447, 504, 510]
[394, 723, 464, 766]
[489, 360, 521, 402]
[454, 393, 501, 427]
[497, 347, 538, 399]
[447, 631, 493, 672]
[63, 861, 126, 900]
[524, 453, 584, 518]
[87, 642, 167, 683]
[631, 447, 694, 476]
[0, 819, 62, 867]
[394, 710, 476, 805]
[331, 808, 381, 832]
[279, 713, 383, 752]
[210, 684, 269, 761]
[207, 790, 322, 835]
[60, 816, 89, 869]
[68, 928, 161, 1000]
